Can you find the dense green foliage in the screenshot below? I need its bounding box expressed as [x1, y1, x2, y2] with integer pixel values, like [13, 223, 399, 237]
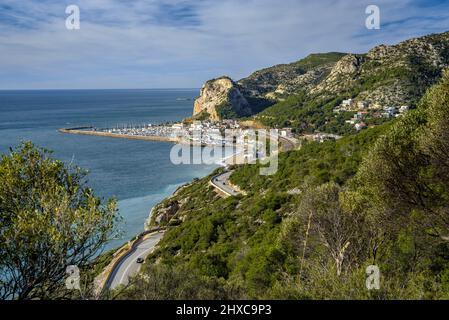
[229, 123, 389, 191]
[0, 143, 120, 300]
[256, 65, 424, 135]
[216, 101, 239, 119]
[258, 93, 367, 134]
[119, 70, 449, 300]
[292, 52, 347, 71]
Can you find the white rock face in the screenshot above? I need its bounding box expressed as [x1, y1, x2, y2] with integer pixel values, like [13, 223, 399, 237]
[193, 76, 251, 120]
[366, 44, 393, 60]
[311, 54, 364, 95]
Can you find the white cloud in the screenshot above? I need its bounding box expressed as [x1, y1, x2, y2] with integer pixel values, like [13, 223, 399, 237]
[0, 0, 448, 89]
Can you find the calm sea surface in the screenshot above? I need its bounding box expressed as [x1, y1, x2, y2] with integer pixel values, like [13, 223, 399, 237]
[0, 89, 217, 250]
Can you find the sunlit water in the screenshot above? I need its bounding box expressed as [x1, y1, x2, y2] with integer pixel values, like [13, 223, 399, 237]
[0, 89, 218, 250]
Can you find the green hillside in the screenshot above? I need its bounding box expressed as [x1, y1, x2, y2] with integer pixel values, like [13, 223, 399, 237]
[256, 31, 449, 134]
[117, 70, 449, 300]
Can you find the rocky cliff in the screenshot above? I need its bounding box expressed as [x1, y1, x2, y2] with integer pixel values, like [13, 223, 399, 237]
[193, 76, 252, 120]
[193, 31, 449, 122]
[193, 53, 345, 120]
[309, 31, 449, 106]
[237, 52, 347, 99]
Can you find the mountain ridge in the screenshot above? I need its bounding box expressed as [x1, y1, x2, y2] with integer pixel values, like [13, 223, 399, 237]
[193, 30, 449, 131]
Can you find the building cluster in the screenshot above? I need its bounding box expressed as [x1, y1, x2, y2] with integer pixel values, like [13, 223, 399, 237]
[334, 98, 410, 131]
[180, 121, 292, 146]
[279, 128, 293, 138]
[100, 120, 289, 147]
[301, 132, 342, 143]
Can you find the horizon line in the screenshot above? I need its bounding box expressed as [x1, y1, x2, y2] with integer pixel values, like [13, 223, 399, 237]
[0, 88, 201, 91]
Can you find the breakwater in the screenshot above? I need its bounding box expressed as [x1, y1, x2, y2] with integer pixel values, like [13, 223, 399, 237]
[58, 127, 180, 143]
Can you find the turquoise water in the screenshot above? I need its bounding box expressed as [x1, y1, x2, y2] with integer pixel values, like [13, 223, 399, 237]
[0, 89, 217, 250]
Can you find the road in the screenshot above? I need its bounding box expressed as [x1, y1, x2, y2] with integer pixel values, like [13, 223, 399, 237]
[211, 171, 240, 197]
[279, 136, 296, 151]
[211, 137, 296, 197]
[106, 231, 164, 290]
[210, 134, 297, 197]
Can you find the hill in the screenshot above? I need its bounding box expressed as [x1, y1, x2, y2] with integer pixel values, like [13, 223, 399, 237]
[118, 69, 449, 300]
[193, 31, 449, 134]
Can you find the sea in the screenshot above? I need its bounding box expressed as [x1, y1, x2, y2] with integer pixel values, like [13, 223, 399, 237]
[0, 89, 218, 250]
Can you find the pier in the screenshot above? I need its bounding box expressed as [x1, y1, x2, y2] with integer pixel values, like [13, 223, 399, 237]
[58, 127, 180, 143]
[59, 121, 298, 154]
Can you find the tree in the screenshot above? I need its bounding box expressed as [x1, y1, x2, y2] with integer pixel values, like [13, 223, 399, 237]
[116, 264, 243, 300]
[0, 142, 120, 300]
[356, 69, 449, 240]
[280, 183, 365, 277]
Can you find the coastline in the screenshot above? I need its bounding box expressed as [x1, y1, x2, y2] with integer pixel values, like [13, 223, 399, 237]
[60, 125, 294, 245]
[96, 161, 219, 292]
[59, 127, 248, 165]
[59, 126, 226, 252]
[58, 127, 180, 143]
[96, 159, 224, 292]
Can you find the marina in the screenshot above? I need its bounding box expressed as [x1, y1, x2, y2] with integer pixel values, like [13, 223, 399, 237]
[58, 120, 291, 168]
[59, 120, 275, 147]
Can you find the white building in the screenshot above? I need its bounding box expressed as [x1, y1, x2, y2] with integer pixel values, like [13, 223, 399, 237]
[355, 122, 367, 131]
[280, 128, 293, 137]
[399, 105, 409, 113]
[172, 123, 184, 130]
[357, 101, 369, 109]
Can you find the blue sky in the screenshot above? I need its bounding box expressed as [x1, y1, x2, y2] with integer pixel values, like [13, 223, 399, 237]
[0, 0, 449, 89]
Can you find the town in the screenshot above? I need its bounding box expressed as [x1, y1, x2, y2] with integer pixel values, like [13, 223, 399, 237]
[96, 120, 295, 147]
[334, 98, 410, 131]
[65, 99, 411, 148]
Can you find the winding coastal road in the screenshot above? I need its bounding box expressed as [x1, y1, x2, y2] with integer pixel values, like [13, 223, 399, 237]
[279, 136, 296, 152]
[211, 171, 240, 197]
[210, 136, 297, 197]
[106, 231, 164, 290]
[105, 132, 297, 289]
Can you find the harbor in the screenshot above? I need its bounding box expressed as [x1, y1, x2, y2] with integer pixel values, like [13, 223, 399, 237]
[58, 120, 276, 147]
[58, 120, 294, 167]
[58, 126, 180, 143]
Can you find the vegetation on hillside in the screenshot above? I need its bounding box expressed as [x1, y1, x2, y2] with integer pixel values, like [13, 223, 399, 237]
[254, 31, 449, 133]
[117, 70, 449, 300]
[292, 52, 348, 70]
[216, 101, 239, 119]
[3, 32, 449, 301]
[239, 52, 346, 99]
[256, 93, 358, 134]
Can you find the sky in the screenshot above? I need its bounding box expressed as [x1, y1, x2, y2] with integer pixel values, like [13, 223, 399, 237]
[0, 0, 449, 89]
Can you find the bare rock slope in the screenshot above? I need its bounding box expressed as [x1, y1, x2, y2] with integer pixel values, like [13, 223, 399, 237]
[193, 31, 449, 121]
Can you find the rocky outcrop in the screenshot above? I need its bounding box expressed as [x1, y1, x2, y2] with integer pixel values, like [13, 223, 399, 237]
[153, 200, 179, 225]
[144, 183, 193, 230]
[309, 31, 449, 106]
[193, 31, 449, 121]
[238, 52, 346, 99]
[192, 54, 346, 121]
[193, 76, 251, 121]
[311, 54, 365, 95]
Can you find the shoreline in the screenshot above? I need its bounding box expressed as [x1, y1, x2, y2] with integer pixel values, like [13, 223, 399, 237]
[58, 127, 180, 143]
[59, 127, 237, 148]
[60, 125, 295, 246]
[97, 162, 220, 292]
[78, 124, 297, 289]
[59, 127, 248, 166]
